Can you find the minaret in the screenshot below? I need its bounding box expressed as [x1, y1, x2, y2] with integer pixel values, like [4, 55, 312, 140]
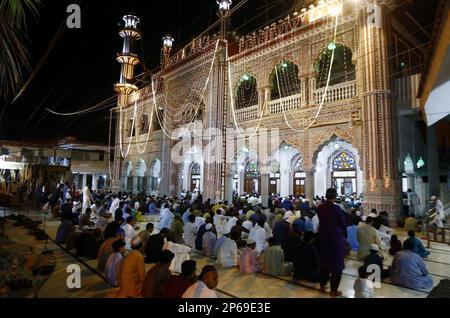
[115, 14, 142, 98]
[111, 14, 141, 194]
[161, 35, 174, 69]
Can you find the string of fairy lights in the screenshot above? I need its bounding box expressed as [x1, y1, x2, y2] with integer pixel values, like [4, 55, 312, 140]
[116, 39, 221, 161]
[42, 0, 435, 188]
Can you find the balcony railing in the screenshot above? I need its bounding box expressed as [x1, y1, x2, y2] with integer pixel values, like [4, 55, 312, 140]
[314, 80, 357, 104]
[269, 93, 302, 114]
[234, 105, 259, 122]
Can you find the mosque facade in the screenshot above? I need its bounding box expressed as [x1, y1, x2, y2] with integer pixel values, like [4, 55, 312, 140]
[111, 0, 436, 223]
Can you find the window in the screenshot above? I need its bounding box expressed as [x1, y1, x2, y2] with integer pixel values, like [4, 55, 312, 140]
[71, 151, 85, 161]
[128, 119, 136, 137]
[293, 157, 304, 172]
[332, 152, 356, 171]
[191, 163, 201, 176]
[269, 61, 301, 100]
[235, 74, 258, 109]
[314, 44, 356, 89]
[245, 162, 260, 178]
[140, 114, 149, 134]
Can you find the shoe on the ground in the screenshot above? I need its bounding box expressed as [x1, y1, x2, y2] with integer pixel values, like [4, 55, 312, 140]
[330, 291, 343, 297]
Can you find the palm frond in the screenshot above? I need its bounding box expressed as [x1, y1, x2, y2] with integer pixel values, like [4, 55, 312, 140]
[0, 0, 40, 29]
[0, 0, 40, 101]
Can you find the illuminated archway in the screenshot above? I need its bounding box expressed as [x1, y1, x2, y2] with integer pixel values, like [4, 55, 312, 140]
[314, 44, 355, 88]
[269, 60, 301, 100]
[235, 74, 258, 109]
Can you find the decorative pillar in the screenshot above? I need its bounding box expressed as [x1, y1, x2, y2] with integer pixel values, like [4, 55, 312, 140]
[305, 170, 315, 203]
[264, 86, 271, 115]
[132, 176, 138, 194]
[225, 172, 234, 204]
[92, 174, 98, 191]
[146, 176, 152, 195]
[260, 173, 270, 207]
[169, 162, 178, 197]
[279, 150, 290, 197]
[359, 2, 401, 224]
[301, 77, 308, 107]
[427, 125, 440, 198]
[82, 174, 87, 189]
[309, 77, 316, 104]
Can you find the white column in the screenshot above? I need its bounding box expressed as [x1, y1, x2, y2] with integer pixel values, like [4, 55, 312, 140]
[132, 176, 138, 194]
[92, 174, 98, 191]
[82, 174, 87, 189]
[146, 176, 152, 195]
[305, 170, 315, 203]
[264, 86, 271, 115]
[406, 173, 415, 191]
[279, 149, 290, 197]
[225, 173, 234, 204]
[238, 169, 245, 194]
[261, 173, 269, 206]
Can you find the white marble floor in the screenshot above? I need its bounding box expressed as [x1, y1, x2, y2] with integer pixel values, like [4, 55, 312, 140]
[5, 209, 450, 298]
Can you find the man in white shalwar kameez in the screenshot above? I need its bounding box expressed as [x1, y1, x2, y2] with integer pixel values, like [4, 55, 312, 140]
[82, 185, 92, 214]
[183, 214, 197, 248]
[110, 196, 121, 214]
[407, 189, 421, 218]
[164, 240, 191, 274]
[431, 196, 446, 228]
[213, 209, 229, 237]
[248, 220, 268, 254]
[217, 234, 239, 267]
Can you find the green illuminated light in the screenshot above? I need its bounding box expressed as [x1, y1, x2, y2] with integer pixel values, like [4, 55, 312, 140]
[417, 157, 425, 169]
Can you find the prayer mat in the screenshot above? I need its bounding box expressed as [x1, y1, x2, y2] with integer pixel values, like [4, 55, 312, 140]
[428, 279, 450, 298]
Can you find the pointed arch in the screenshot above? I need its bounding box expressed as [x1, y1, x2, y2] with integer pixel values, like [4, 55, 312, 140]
[269, 60, 301, 100]
[314, 43, 356, 88]
[235, 73, 258, 109]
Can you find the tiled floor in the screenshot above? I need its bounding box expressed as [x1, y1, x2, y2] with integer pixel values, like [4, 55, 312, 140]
[3, 208, 450, 298]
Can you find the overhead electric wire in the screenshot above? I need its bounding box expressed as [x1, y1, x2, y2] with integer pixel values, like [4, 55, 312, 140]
[11, 0, 83, 105]
[45, 97, 117, 116]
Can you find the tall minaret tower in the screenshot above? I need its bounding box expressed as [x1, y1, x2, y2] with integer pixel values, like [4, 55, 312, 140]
[115, 14, 142, 98]
[111, 14, 141, 194]
[161, 35, 174, 69]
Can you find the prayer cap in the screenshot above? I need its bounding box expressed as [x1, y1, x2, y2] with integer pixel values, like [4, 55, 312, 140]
[369, 244, 379, 252]
[247, 238, 256, 245]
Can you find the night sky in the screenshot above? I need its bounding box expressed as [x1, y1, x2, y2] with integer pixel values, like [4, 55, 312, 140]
[0, 0, 439, 144]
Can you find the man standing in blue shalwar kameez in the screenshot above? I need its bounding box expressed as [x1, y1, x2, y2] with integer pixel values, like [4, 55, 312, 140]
[317, 188, 348, 297]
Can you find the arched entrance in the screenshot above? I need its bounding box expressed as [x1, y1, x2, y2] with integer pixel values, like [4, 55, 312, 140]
[313, 138, 363, 197]
[293, 156, 306, 197]
[331, 152, 357, 195]
[135, 159, 147, 192]
[244, 161, 260, 194]
[149, 159, 161, 192]
[190, 163, 201, 192]
[268, 160, 280, 195]
[122, 161, 133, 192]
